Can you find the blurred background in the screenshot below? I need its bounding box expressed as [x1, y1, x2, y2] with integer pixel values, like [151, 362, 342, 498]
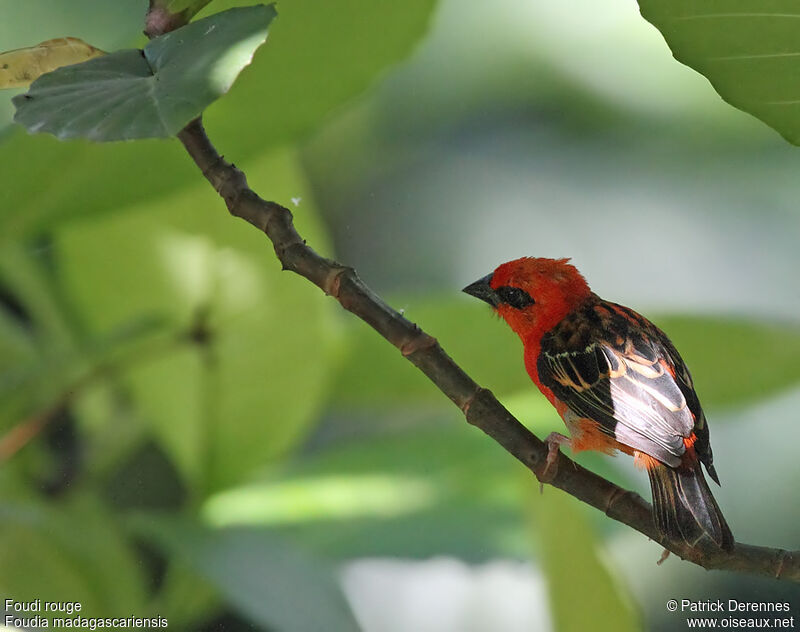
[1, 0, 799, 630]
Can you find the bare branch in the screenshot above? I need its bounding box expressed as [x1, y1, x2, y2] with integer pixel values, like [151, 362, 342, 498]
[177, 117, 800, 583]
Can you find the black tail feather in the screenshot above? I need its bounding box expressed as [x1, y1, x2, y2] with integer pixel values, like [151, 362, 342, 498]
[647, 463, 734, 551]
[706, 462, 721, 486]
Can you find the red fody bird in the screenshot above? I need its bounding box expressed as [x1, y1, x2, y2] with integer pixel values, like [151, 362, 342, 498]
[463, 257, 734, 551]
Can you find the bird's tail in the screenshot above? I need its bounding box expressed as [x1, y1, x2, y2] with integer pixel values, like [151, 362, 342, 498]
[647, 462, 734, 551]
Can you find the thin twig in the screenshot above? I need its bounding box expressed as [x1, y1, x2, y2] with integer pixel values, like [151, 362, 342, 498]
[177, 116, 800, 583]
[0, 324, 195, 462]
[0, 406, 54, 460]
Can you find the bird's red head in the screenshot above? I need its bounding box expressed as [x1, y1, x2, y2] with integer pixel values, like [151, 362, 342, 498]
[463, 257, 592, 342]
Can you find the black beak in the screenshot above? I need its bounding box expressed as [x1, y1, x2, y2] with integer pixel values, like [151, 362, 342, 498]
[462, 273, 500, 307]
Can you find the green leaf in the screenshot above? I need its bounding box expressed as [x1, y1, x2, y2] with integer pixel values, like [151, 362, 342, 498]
[137, 518, 360, 632]
[199, 0, 438, 155]
[0, 497, 147, 624]
[13, 5, 276, 141]
[55, 147, 341, 492]
[638, 0, 800, 145]
[535, 487, 640, 632]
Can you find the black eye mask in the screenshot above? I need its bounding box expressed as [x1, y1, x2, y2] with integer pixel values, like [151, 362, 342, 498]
[495, 286, 535, 309]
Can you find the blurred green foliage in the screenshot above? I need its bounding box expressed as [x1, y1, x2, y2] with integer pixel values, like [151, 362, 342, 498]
[155, 0, 215, 23]
[2, 1, 800, 631]
[137, 518, 360, 631]
[0, 496, 147, 627]
[55, 147, 339, 492]
[656, 316, 800, 409]
[536, 486, 640, 632]
[334, 299, 800, 412]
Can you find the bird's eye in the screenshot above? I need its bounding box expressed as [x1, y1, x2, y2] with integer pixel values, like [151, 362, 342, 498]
[495, 286, 535, 309]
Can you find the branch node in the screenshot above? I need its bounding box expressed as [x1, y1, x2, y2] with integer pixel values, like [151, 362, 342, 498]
[400, 330, 437, 357]
[604, 486, 626, 517]
[262, 200, 291, 234]
[322, 266, 350, 298]
[275, 240, 307, 271]
[201, 155, 225, 182]
[461, 387, 486, 416]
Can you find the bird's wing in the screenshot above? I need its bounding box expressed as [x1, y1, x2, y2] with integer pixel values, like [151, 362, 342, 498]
[537, 300, 699, 467]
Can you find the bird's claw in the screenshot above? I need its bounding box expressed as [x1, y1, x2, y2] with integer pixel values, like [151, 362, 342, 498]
[539, 432, 571, 493]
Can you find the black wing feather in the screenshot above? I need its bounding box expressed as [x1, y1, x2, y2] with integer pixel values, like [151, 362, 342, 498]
[537, 300, 705, 468]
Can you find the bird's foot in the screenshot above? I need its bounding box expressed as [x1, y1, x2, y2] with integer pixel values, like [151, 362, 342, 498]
[539, 432, 572, 493]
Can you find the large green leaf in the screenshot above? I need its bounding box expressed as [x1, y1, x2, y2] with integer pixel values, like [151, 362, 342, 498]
[0, 497, 147, 625]
[55, 147, 341, 492]
[13, 5, 276, 141]
[638, 0, 800, 145]
[0, 0, 436, 238]
[535, 487, 640, 632]
[137, 518, 360, 632]
[199, 0, 438, 155]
